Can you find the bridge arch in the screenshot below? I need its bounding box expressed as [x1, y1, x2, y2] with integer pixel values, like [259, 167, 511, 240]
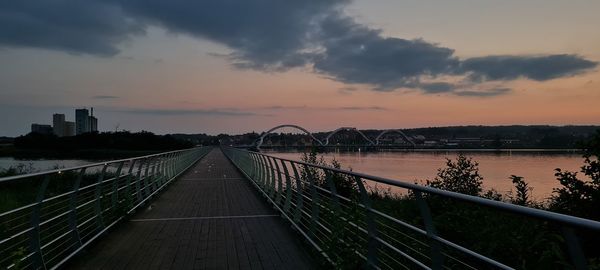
[324, 127, 374, 146]
[255, 124, 323, 150]
[375, 129, 416, 146]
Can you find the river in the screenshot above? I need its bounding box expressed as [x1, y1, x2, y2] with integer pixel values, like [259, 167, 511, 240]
[1, 150, 587, 200]
[268, 150, 586, 200]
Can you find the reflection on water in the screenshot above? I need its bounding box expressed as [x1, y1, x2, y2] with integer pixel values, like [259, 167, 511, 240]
[269, 150, 585, 200]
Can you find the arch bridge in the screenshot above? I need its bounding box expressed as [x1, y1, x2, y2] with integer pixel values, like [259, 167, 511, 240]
[254, 124, 417, 149]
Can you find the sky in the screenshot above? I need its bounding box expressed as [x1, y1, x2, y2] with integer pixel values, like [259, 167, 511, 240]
[0, 0, 599, 137]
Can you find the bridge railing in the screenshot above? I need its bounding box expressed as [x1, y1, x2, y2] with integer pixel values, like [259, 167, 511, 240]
[0, 146, 211, 270]
[222, 146, 600, 270]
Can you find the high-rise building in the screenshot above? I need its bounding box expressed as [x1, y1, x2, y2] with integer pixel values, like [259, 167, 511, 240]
[65, 121, 76, 136]
[89, 107, 98, 132]
[75, 108, 90, 135]
[31, 124, 53, 135]
[53, 113, 66, 137]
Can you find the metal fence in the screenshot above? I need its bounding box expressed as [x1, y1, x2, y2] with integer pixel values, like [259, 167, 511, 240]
[222, 146, 600, 270]
[0, 146, 211, 269]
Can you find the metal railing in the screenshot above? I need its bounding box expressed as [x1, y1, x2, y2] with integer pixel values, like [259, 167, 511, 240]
[222, 147, 600, 270]
[0, 147, 211, 269]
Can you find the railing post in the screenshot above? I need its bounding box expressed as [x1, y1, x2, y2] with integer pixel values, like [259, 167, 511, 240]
[29, 175, 49, 270]
[272, 158, 285, 205]
[303, 164, 320, 238]
[259, 154, 271, 194]
[290, 162, 304, 223]
[354, 175, 379, 268]
[257, 154, 269, 191]
[414, 191, 444, 269]
[69, 168, 86, 248]
[142, 159, 152, 198]
[280, 159, 293, 213]
[323, 170, 340, 215]
[94, 164, 109, 230]
[124, 160, 137, 208]
[561, 226, 588, 270]
[110, 161, 125, 218]
[266, 156, 278, 200]
[149, 158, 159, 192]
[135, 160, 145, 202]
[251, 153, 262, 187]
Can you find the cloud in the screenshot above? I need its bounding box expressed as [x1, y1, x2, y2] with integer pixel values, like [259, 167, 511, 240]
[116, 108, 266, 116]
[112, 0, 348, 71]
[419, 82, 456, 94]
[336, 106, 388, 111]
[313, 15, 460, 91]
[461, 55, 598, 81]
[0, 1, 144, 56]
[454, 88, 512, 97]
[257, 105, 388, 111]
[92, 95, 119, 99]
[0, 0, 597, 93]
[260, 105, 308, 110]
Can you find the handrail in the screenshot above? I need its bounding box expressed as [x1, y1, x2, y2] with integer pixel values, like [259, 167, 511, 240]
[0, 146, 212, 269]
[240, 149, 600, 231]
[0, 148, 195, 183]
[222, 146, 599, 270]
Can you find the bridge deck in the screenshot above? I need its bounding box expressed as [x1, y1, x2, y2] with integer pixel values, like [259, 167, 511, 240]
[67, 148, 316, 269]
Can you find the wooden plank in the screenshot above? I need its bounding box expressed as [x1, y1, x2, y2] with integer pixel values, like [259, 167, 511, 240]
[65, 148, 316, 269]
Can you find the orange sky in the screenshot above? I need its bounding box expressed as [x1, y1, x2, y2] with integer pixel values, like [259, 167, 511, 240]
[0, 1, 599, 136]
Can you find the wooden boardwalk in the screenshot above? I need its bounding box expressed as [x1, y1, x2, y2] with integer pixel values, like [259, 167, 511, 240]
[67, 148, 316, 270]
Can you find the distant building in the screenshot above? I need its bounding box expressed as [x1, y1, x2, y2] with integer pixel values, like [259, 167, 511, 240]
[31, 124, 53, 135]
[76, 108, 90, 135]
[53, 113, 66, 137]
[89, 107, 98, 132]
[65, 121, 76, 136]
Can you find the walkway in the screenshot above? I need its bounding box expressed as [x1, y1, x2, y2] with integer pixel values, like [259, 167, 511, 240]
[67, 148, 316, 269]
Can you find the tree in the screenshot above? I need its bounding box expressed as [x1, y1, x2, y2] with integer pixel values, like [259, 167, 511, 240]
[427, 154, 483, 196]
[550, 130, 600, 220]
[508, 175, 532, 206]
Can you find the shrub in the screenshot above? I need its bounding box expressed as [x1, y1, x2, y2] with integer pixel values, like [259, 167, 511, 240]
[426, 154, 483, 196]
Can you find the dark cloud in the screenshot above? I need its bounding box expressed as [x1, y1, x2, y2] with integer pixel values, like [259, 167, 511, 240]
[462, 55, 598, 81]
[313, 15, 460, 91]
[454, 88, 512, 97]
[117, 108, 264, 116]
[112, 0, 348, 71]
[0, 1, 144, 56]
[419, 82, 456, 94]
[92, 95, 119, 99]
[257, 105, 388, 111]
[336, 106, 388, 111]
[0, 0, 596, 93]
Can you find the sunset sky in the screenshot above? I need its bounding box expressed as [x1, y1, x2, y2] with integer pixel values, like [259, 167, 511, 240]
[1, 0, 599, 136]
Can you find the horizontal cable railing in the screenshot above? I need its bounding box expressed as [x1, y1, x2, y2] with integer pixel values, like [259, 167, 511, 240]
[0, 146, 212, 270]
[222, 146, 600, 270]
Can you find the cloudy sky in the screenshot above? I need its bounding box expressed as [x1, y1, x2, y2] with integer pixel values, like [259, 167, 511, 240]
[1, 0, 599, 136]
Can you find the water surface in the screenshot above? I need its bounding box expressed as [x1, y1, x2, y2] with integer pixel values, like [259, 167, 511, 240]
[269, 150, 585, 200]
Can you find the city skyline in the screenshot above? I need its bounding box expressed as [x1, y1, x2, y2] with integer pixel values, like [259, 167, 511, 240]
[27, 107, 98, 137]
[1, 0, 599, 136]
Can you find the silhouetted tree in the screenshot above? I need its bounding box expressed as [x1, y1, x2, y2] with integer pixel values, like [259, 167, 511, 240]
[550, 130, 600, 220]
[427, 154, 483, 196]
[508, 175, 532, 206]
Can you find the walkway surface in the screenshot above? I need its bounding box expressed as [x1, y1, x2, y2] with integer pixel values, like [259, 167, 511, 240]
[67, 148, 316, 270]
